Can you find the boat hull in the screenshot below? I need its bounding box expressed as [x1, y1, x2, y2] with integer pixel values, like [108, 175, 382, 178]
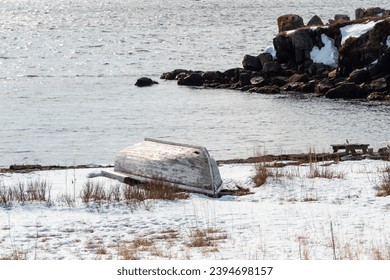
[102, 138, 223, 196]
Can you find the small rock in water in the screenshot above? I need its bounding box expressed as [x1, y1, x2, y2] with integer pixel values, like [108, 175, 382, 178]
[135, 77, 158, 87]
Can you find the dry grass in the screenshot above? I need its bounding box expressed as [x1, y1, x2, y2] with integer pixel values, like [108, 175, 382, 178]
[115, 237, 157, 260]
[252, 163, 271, 187]
[79, 178, 189, 209]
[0, 185, 13, 206]
[81, 180, 106, 204]
[376, 166, 390, 197]
[155, 229, 180, 240]
[187, 228, 228, 248]
[96, 245, 107, 255]
[295, 222, 390, 260]
[131, 238, 155, 249]
[308, 164, 345, 179]
[122, 184, 147, 201]
[0, 179, 51, 206]
[187, 230, 214, 247]
[122, 177, 189, 201]
[26, 179, 50, 201]
[371, 244, 390, 260]
[142, 177, 190, 200]
[118, 243, 138, 260]
[251, 149, 345, 187]
[0, 249, 28, 260]
[306, 149, 345, 179]
[302, 197, 318, 202]
[56, 194, 75, 207]
[297, 235, 310, 260]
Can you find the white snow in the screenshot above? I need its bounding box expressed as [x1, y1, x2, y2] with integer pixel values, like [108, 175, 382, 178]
[265, 45, 276, 59]
[0, 160, 389, 260]
[387, 35, 390, 47]
[340, 20, 382, 45]
[310, 34, 339, 66]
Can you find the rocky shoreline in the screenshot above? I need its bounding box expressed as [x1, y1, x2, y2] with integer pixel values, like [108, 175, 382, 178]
[159, 7, 390, 101]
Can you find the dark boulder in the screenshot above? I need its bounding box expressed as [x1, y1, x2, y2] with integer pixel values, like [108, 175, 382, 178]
[224, 68, 241, 82]
[367, 92, 390, 101]
[367, 50, 390, 78]
[277, 14, 304, 32]
[334, 14, 350, 22]
[135, 77, 158, 87]
[329, 14, 350, 24]
[238, 72, 252, 86]
[288, 73, 309, 83]
[274, 28, 315, 65]
[160, 69, 190, 80]
[273, 34, 294, 64]
[202, 71, 223, 82]
[301, 80, 317, 93]
[355, 8, 365, 20]
[177, 73, 205, 86]
[263, 62, 283, 75]
[325, 82, 370, 99]
[338, 35, 378, 76]
[347, 68, 370, 83]
[255, 86, 281, 94]
[356, 7, 386, 19]
[250, 76, 269, 87]
[307, 63, 329, 76]
[368, 77, 388, 91]
[258, 53, 273, 66]
[315, 79, 334, 95]
[338, 19, 390, 76]
[242, 55, 261, 71]
[290, 29, 315, 64]
[282, 82, 304, 92]
[307, 63, 317, 76]
[271, 76, 288, 87]
[307, 15, 324, 26]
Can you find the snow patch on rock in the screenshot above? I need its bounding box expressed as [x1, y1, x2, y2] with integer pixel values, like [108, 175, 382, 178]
[310, 34, 338, 66]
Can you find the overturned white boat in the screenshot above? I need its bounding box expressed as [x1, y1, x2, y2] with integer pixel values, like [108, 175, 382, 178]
[102, 138, 223, 196]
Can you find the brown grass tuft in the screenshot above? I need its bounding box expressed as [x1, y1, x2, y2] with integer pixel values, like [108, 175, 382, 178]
[155, 229, 180, 240]
[252, 163, 271, 187]
[308, 165, 345, 179]
[131, 238, 155, 249]
[96, 245, 107, 255]
[122, 177, 189, 202]
[187, 228, 227, 248]
[377, 166, 390, 197]
[142, 177, 190, 200]
[118, 243, 138, 260]
[0, 249, 28, 260]
[0, 179, 51, 206]
[81, 180, 106, 204]
[302, 197, 318, 202]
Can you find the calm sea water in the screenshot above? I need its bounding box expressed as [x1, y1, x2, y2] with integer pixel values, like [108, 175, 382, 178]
[0, 0, 389, 167]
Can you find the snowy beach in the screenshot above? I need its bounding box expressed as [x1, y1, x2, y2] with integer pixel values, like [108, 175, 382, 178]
[1, 0, 389, 267]
[1, 159, 389, 260]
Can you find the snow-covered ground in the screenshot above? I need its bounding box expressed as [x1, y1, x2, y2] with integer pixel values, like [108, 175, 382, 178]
[0, 159, 389, 260]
